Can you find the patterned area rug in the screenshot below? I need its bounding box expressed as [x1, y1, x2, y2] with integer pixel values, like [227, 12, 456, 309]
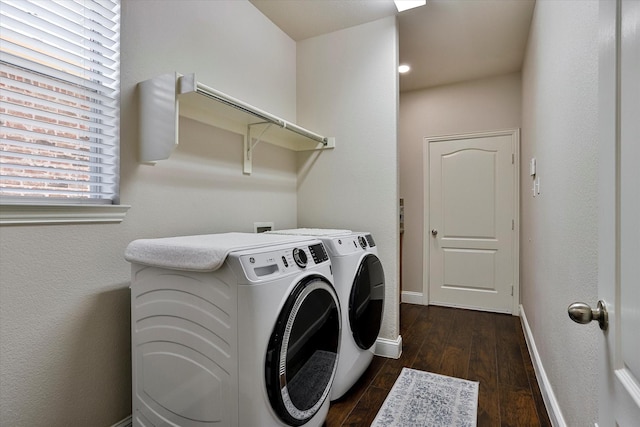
[371, 368, 479, 427]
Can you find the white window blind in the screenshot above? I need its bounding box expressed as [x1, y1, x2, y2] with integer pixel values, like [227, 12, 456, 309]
[0, 0, 120, 204]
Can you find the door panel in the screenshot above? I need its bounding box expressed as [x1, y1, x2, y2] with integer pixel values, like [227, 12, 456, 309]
[599, 0, 640, 424]
[619, 0, 640, 399]
[427, 130, 518, 313]
[443, 248, 496, 291]
[442, 149, 496, 238]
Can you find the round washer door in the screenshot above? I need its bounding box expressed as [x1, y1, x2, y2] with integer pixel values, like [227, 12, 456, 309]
[349, 254, 385, 349]
[265, 275, 340, 426]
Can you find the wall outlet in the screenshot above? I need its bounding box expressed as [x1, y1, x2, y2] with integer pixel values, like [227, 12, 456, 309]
[254, 222, 274, 233]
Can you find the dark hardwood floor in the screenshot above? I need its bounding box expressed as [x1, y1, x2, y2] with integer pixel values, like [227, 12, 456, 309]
[325, 303, 552, 426]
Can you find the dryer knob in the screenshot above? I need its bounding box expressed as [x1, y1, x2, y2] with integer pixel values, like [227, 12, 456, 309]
[292, 248, 307, 268]
[358, 236, 368, 249]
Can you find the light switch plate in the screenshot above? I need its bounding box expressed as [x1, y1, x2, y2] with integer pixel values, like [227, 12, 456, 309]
[530, 158, 536, 176]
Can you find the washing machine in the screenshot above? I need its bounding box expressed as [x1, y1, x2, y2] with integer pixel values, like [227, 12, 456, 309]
[125, 232, 341, 427]
[267, 229, 385, 400]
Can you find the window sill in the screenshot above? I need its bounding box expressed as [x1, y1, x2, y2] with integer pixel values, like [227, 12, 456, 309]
[0, 204, 131, 225]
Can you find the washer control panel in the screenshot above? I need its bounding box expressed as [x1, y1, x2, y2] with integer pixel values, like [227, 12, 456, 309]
[292, 247, 308, 268]
[237, 242, 330, 281]
[309, 243, 329, 264]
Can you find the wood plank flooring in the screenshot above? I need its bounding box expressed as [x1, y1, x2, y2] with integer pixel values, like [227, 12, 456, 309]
[325, 304, 551, 426]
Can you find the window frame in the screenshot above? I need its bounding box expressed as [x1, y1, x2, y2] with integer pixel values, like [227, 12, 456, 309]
[0, 0, 128, 225]
[0, 202, 129, 225]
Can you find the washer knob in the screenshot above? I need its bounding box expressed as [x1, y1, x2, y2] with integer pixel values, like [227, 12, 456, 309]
[358, 236, 368, 249]
[292, 248, 307, 268]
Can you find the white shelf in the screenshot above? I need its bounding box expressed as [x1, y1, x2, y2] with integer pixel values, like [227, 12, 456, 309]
[138, 72, 335, 174]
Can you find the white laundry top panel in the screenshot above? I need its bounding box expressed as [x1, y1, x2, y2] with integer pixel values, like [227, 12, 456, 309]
[267, 228, 352, 237]
[124, 232, 311, 271]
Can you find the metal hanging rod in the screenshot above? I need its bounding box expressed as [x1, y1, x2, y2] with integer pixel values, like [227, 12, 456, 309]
[190, 78, 328, 146]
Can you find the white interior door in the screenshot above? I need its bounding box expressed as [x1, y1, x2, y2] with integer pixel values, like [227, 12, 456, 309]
[596, 1, 640, 425]
[425, 130, 519, 314]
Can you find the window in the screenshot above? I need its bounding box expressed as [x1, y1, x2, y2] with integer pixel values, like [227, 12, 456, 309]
[0, 0, 121, 210]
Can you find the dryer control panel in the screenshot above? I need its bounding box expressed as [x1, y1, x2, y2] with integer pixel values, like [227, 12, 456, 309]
[322, 233, 377, 257]
[323, 236, 363, 257]
[364, 234, 376, 247]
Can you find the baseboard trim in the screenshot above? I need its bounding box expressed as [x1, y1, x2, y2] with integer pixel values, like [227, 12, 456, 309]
[374, 335, 402, 359]
[401, 291, 424, 305]
[110, 415, 132, 427]
[519, 304, 567, 427]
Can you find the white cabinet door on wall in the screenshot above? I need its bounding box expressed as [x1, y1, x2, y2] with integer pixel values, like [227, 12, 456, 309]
[424, 129, 519, 314]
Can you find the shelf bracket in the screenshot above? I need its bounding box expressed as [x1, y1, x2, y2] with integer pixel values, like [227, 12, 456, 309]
[244, 122, 272, 174]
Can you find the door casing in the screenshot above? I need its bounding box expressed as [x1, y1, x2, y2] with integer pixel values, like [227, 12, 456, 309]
[422, 129, 520, 315]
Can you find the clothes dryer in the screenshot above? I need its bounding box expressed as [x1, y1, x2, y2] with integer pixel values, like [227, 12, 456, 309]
[125, 232, 341, 427]
[267, 229, 385, 400]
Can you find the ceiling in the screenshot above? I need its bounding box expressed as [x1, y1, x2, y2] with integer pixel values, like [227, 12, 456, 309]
[249, 0, 536, 92]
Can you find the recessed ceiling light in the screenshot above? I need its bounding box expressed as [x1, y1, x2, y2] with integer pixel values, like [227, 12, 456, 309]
[398, 64, 411, 74]
[394, 0, 427, 12]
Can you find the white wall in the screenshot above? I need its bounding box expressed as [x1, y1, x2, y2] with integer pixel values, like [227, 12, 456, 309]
[0, 1, 299, 425]
[296, 17, 400, 341]
[119, 0, 300, 238]
[399, 73, 522, 295]
[520, 1, 599, 425]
